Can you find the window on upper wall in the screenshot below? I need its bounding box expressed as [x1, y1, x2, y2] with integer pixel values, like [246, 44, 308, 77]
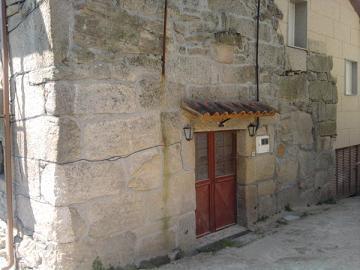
[288, 0, 307, 49]
[345, 60, 358, 96]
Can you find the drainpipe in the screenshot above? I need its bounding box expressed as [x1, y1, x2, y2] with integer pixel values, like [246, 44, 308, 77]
[254, 0, 261, 130]
[161, 0, 168, 76]
[0, 0, 15, 269]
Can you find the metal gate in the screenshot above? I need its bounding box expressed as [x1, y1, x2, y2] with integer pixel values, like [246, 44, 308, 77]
[334, 145, 360, 198]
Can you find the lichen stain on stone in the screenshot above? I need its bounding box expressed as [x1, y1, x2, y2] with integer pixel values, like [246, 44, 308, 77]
[159, 73, 167, 107]
[139, 78, 162, 108]
[160, 104, 171, 247]
[74, 5, 143, 53]
[277, 144, 286, 157]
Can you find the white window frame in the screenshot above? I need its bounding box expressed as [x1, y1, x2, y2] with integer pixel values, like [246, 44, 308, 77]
[288, 0, 308, 49]
[288, 1, 296, 47]
[345, 60, 358, 96]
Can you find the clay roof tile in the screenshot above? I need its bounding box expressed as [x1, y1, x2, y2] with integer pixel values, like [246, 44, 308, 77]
[182, 99, 278, 121]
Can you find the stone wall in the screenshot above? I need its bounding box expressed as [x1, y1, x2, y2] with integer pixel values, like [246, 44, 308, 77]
[260, 51, 337, 223]
[1, 0, 336, 269]
[236, 51, 337, 226]
[4, 0, 62, 269]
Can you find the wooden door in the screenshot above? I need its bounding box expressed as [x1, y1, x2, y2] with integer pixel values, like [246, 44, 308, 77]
[195, 131, 237, 237]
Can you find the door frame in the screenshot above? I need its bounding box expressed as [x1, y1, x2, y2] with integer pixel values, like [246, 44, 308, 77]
[195, 131, 237, 237]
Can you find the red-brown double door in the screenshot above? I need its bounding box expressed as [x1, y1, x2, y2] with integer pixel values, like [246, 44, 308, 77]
[195, 131, 237, 237]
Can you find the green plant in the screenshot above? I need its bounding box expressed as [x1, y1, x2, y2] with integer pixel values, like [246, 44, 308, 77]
[284, 203, 293, 212]
[300, 212, 309, 218]
[322, 197, 337, 204]
[92, 257, 105, 270]
[317, 197, 337, 205]
[198, 239, 239, 253]
[108, 266, 124, 270]
[92, 258, 125, 270]
[257, 215, 269, 222]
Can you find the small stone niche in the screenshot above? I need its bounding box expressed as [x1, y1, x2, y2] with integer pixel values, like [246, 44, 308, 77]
[214, 30, 242, 47]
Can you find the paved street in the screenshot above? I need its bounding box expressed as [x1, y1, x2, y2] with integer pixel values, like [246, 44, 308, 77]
[159, 197, 360, 270]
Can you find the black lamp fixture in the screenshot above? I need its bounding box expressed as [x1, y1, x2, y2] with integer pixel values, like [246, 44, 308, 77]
[183, 125, 193, 141]
[248, 122, 258, 137]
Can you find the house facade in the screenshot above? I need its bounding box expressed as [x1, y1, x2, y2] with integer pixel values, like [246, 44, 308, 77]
[275, 0, 360, 198]
[0, 0, 357, 269]
[279, 0, 360, 149]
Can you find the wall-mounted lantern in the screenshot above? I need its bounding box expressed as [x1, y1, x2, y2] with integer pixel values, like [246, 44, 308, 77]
[183, 125, 193, 141]
[248, 122, 258, 137]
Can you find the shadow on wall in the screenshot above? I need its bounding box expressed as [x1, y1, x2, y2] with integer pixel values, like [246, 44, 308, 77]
[0, 0, 50, 244]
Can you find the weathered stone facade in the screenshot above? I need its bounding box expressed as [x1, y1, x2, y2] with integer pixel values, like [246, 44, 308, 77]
[276, 0, 360, 149]
[0, 0, 337, 269]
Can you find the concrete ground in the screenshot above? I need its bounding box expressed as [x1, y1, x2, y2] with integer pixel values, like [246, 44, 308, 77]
[159, 196, 360, 270]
